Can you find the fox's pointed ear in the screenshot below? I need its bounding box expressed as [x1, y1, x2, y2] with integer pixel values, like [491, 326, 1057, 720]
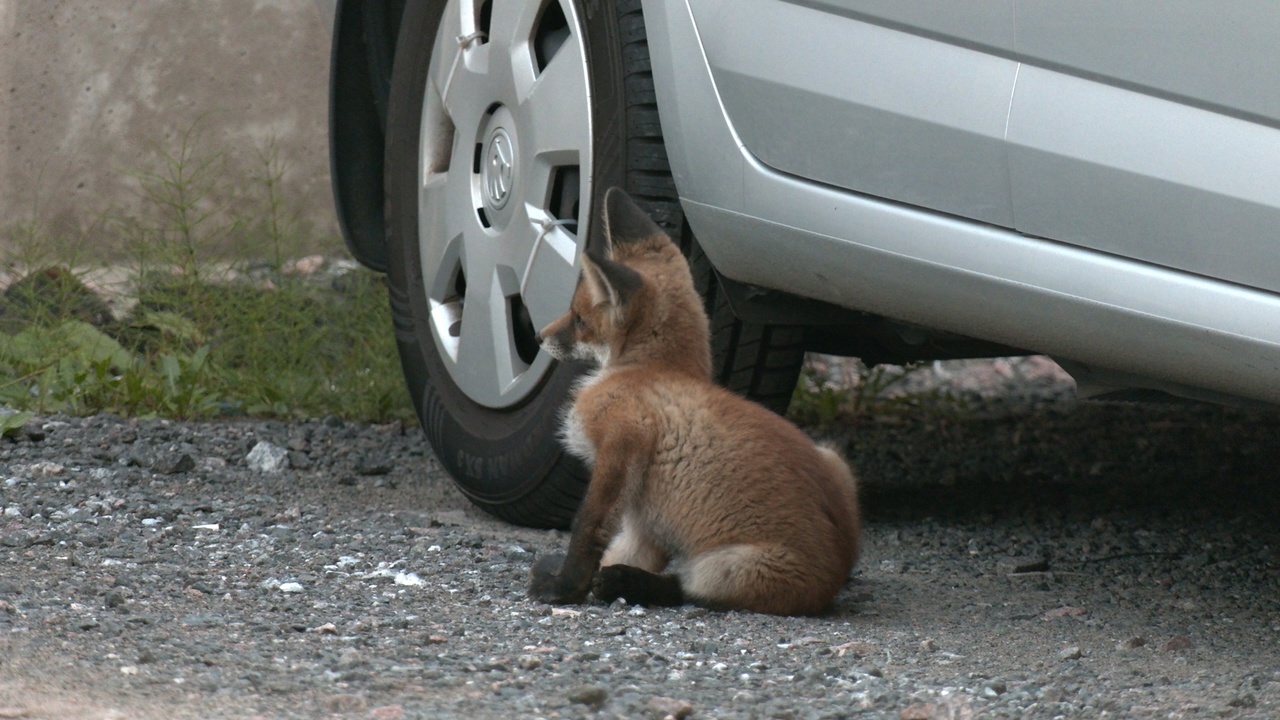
[582, 250, 642, 309]
[602, 186, 664, 255]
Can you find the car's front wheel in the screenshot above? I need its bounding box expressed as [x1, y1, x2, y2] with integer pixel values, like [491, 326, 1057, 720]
[384, 0, 804, 528]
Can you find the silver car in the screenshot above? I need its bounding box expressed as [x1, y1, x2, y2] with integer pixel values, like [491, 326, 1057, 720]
[329, 1, 1280, 527]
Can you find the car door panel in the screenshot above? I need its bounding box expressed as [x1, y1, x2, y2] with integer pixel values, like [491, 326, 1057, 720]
[693, 0, 1018, 227]
[643, 0, 1280, 404]
[1006, 65, 1280, 295]
[1014, 1, 1280, 123]
[1009, 2, 1280, 293]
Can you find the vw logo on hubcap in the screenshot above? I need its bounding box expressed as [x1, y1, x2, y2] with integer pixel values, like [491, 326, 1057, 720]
[483, 128, 515, 210]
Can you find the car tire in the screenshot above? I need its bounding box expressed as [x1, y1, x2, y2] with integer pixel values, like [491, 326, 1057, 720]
[384, 0, 804, 529]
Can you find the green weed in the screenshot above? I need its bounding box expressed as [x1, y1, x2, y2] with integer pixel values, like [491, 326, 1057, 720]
[131, 121, 234, 284]
[0, 124, 412, 423]
[0, 410, 33, 438]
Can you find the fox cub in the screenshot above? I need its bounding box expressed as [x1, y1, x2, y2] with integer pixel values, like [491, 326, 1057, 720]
[529, 188, 861, 616]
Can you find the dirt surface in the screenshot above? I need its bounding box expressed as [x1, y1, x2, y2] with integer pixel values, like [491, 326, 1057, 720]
[1, 388, 1278, 718]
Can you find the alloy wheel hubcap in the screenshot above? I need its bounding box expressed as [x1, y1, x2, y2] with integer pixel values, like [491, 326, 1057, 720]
[416, 0, 591, 409]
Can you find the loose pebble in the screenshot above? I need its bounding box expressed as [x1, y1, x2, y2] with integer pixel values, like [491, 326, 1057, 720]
[323, 694, 366, 714]
[899, 702, 935, 720]
[245, 441, 289, 473]
[567, 685, 609, 709]
[646, 696, 693, 719]
[1042, 606, 1088, 620]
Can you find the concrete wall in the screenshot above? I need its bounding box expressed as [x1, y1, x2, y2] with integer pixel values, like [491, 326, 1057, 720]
[0, 0, 341, 257]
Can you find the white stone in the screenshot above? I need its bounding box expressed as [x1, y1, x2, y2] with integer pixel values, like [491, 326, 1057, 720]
[393, 572, 424, 587]
[246, 441, 289, 473]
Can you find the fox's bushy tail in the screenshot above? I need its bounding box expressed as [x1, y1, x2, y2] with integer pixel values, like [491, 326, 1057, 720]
[817, 442, 861, 560]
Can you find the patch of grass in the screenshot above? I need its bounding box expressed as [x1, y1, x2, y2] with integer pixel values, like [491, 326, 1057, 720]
[135, 267, 412, 421]
[789, 356, 968, 427]
[0, 124, 413, 423]
[788, 364, 851, 428]
[0, 268, 410, 422]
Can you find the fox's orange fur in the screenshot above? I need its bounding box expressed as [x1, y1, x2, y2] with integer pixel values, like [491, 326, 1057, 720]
[528, 188, 860, 616]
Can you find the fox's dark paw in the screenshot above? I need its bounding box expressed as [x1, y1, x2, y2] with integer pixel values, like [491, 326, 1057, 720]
[528, 553, 589, 605]
[593, 564, 684, 607]
[591, 564, 632, 604]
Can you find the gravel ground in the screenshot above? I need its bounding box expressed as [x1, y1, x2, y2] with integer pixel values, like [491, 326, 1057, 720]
[1, 371, 1279, 719]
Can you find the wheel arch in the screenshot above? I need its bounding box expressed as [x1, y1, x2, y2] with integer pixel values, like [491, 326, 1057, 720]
[329, 0, 407, 273]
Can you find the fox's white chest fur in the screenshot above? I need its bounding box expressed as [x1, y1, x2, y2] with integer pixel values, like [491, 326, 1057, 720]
[559, 368, 608, 466]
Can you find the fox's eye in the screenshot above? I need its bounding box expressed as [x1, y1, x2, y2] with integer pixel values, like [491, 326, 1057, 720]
[572, 314, 586, 331]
